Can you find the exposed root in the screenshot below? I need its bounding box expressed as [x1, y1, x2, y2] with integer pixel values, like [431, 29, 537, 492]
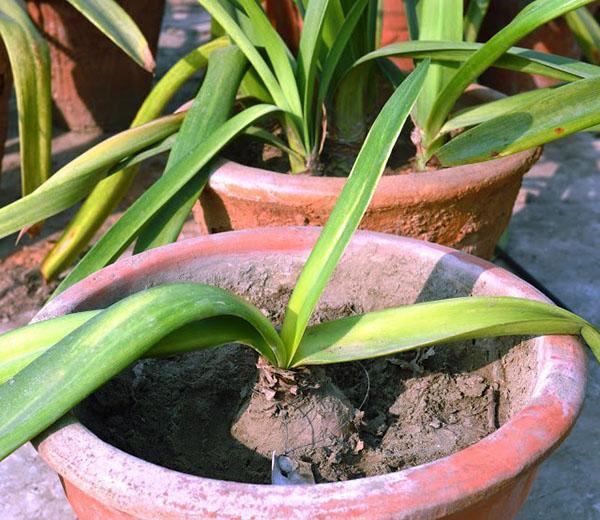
[231, 358, 362, 473]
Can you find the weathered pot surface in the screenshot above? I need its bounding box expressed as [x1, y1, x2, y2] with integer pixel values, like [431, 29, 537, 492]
[26, 0, 165, 132]
[193, 148, 540, 260]
[34, 228, 586, 519]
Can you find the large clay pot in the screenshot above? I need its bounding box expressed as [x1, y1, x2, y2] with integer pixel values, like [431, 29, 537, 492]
[192, 148, 540, 260]
[0, 41, 11, 170]
[26, 0, 165, 133]
[35, 228, 586, 519]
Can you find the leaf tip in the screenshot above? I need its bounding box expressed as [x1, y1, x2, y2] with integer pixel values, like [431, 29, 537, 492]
[142, 46, 156, 73]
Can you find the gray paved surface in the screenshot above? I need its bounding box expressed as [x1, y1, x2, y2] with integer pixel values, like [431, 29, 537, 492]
[0, 1, 598, 518]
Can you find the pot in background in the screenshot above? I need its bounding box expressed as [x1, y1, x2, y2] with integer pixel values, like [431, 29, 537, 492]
[35, 227, 587, 519]
[193, 148, 540, 260]
[380, 0, 413, 71]
[26, 0, 165, 133]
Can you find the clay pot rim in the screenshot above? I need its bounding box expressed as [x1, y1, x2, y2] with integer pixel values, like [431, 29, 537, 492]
[209, 148, 541, 205]
[34, 227, 586, 519]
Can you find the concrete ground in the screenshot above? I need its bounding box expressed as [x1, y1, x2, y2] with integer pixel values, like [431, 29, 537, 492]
[0, 1, 598, 518]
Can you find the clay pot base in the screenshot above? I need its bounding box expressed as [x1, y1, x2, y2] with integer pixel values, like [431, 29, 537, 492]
[75, 251, 536, 485]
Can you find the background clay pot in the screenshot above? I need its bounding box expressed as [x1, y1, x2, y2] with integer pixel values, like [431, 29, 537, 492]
[193, 148, 540, 260]
[26, 0, 165, 133]
[0, 41, 11, 171]
[34, 228, 587, 520]
[478, 0, 581, 94]
[380, 0, 413, 71]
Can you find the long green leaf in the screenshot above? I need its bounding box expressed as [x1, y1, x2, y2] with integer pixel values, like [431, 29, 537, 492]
[320, 0, 346, 57]
[0, 113, 184, 240]
[65, 0, 155, 71]
[319, 0, 372, 147]
[0, 312, 97, 385]
[0, 1, 51, 196]
[199, 0, 290, 113]
[135, 37, 229, 123]
[423, 0, 598, 144]
[0, 284, 283, 461]
[236, 0, 302, 116]
[242, 126, 304, 162]
[40, 38, 228, 281]
[105, 134, 178, 175]
[315, 0, 370, 137]
[292, 296, 600, 365]
[436, 76, 600, 165]
[464, 0, 491, 42]
[134, 46, 248, 252]
[0, 312, 274, 386]
[403, 0, 419, 40]
[414, 0, 463, 129]
[565, 7, 600, 64]
[200, 0, 307, 167]
[296, 0, 332, 149]
[54, 104, 279, 295]
[355, 40, 600, 82]
[279, 60, 430, 366]
[440, 87, 556, 134]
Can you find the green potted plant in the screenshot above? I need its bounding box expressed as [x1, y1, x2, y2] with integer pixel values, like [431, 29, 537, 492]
[0, 42, 10, 169]
[0, 0, 153, 205]
[2, 1, 600, 270]
[479, 1, 595, 93]
[0, 64, 598, 518]
[26, 0, 166, 132]
[3, 0, 598, 288]
[382, 1, 600, 91]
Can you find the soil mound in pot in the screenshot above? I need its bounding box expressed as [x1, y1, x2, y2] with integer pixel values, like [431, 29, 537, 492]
[75, 248, 537, 484]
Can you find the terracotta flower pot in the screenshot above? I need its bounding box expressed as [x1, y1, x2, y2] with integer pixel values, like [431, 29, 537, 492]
[478, 0, 581, 94]
[34, 227, 586, 519]
[380, 0, 413, 71]
[26, 0, 165, 133]
[0, 41, 11, 170]
[193, 148, 540, 260]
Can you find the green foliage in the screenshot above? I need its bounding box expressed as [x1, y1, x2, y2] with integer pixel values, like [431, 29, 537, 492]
[565, 7, 600, 65]
[40, 38, 229, 281]
[464, 0, 491, 43]
[280, 60, 430, 364]
[0, 113, 185, 239]
[0, 59, 598, 465]
[436, 77, 600, 165]
[292, 297, 599, 366]
[0, 0, 51, 197]
[413, 0, 462, 131]
[134, 46, 248, 252]
[53, 104, 278, 295]
[360, 0, 600, 167]
[0, 284, 283, 461]
[0, 0, 154, 200]
[65, 0, 155, 71]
